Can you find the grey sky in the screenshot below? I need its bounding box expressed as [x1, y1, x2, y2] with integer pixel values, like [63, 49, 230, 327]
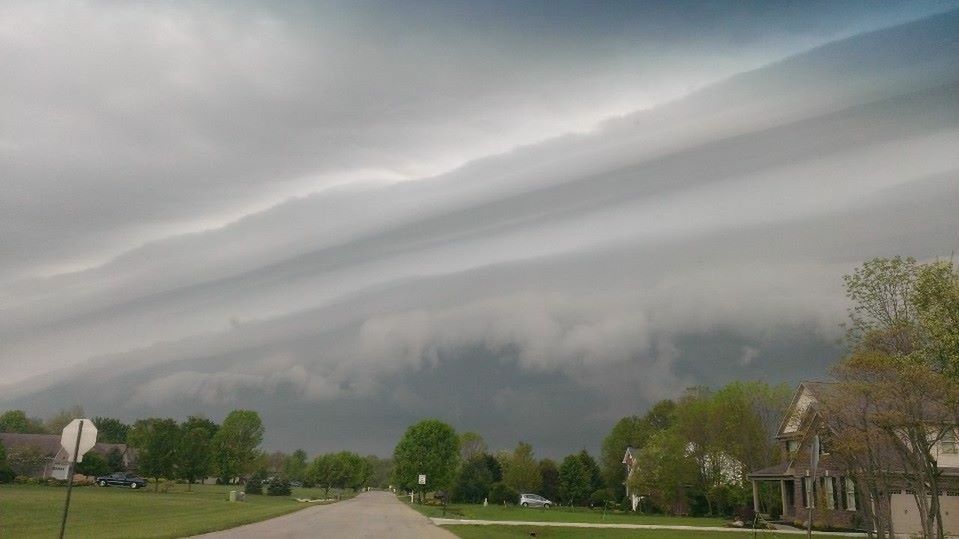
[1, 2, 958, 457]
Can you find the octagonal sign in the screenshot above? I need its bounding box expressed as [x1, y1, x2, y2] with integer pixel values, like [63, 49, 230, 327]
[60, 418, 98, 463]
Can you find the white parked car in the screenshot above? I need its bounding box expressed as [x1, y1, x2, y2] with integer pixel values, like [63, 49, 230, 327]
[519, 493, 553, 508]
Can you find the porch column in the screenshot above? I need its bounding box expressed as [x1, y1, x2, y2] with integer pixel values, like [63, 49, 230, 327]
[752, 479, 760, 513]
[780, 480, 788, 516]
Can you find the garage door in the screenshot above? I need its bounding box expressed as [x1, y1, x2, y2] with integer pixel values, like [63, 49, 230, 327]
[890, 492, 959, 536]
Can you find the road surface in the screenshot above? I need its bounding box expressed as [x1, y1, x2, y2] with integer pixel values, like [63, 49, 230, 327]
[194, 491, 456, 538]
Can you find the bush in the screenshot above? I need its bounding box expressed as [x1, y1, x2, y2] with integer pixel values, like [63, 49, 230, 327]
[488, 482, 518, 505]
[245, 476, 263, 495]
[590, 488, 615, 507]
[267, 478, 292, 496]
[0, 468, 14, 484]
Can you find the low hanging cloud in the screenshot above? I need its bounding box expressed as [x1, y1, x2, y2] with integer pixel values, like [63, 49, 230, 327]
[1, 4, 958, 455]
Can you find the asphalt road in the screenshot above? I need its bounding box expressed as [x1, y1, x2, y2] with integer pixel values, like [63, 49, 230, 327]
[194, 490, 456, 538]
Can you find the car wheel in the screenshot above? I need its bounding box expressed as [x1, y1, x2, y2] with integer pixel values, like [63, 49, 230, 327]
[521, 502, 528, 507]
[130, 483, 138, 489]
[98, 480, 107, 487]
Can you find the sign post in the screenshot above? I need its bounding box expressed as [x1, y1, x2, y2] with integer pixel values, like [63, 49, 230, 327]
[417, 474, 426, 505]
[58, 418, 98, 539]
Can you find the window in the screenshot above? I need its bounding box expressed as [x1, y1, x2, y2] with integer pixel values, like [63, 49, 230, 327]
[845, 478, 857, 511]
[804, 477, 815, 509]
[941, 430, 958, 455]
[787, 440, 799, 454]
[824, 477, 835, 509]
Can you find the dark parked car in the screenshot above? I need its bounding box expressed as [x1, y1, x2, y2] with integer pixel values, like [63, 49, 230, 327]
[95, 472, 147, 489]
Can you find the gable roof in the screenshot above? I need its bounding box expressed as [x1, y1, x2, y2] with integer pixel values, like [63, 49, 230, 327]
[776, 381, 829, 439]
[0, 433, 127, 458]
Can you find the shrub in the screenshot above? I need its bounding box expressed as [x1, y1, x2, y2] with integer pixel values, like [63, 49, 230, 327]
[0, 468, 14, 484]
[488, 482, 518, 505]
[267, 478, 292, 496]
[590, 488, 615, 507]
[245, 476, 263, 495]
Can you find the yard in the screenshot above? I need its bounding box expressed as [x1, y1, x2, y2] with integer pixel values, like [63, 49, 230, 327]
[409, 501, 728, 526]
[0, 482, 340, 538]
[446, 525, 858, 539]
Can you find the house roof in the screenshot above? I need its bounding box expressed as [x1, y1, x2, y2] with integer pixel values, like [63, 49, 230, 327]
[748, 462, 791, 479]
[0, 432, 127, 458]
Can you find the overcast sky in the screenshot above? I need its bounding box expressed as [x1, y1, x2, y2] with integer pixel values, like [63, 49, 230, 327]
[2, 1, 958, 457]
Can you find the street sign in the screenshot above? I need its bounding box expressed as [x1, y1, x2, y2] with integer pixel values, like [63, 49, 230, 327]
[60, 418, 98, 463]
[418, 474, 426, 485]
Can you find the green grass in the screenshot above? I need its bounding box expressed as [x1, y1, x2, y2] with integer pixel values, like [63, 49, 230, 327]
[0, 483, 342, 538]
[409, 501, 727, 527]
[446, 525, 856, 539]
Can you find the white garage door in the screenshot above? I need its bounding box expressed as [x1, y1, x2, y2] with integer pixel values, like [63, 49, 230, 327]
[890, 492, 959, 536]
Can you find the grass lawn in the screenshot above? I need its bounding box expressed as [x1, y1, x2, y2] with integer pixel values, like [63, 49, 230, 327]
[410, 501, 727, 527]
[0, 482, 342, 538]
[446, 525, 856, 539]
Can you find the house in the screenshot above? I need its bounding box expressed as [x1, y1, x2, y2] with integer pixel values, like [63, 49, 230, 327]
[748, 382, 959, 535]
[0, 432, 134, 478]
[622, 446, 641, 510]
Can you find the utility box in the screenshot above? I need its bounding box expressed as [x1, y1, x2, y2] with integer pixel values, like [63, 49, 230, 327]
[229, 490, 237, 502]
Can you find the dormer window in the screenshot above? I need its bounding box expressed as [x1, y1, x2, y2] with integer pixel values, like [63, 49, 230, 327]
[942, 430, 958, 455]
[787, 440, 799, 454]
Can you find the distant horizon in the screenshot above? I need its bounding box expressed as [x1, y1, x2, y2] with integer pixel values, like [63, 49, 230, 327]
[1, 1, 958, 458]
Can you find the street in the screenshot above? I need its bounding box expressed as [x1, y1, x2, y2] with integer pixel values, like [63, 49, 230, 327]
[193, 491, 456, 538]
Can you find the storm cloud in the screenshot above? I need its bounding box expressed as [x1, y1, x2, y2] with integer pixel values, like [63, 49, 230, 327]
[1, 1, 958, 456]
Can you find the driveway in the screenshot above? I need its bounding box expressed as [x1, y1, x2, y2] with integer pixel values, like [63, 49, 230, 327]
[194, 491, 455, 538]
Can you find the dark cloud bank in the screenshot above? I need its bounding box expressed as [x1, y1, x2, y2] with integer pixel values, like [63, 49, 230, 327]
[1, 4, 958, 457]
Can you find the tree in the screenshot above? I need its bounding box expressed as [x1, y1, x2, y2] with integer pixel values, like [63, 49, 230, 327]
[177, 426, 213, 490]
[308, 451, 367, 495]
[92, 417, 130, 444]
[629, 429, 698, 515]
[577, 450, 603, 494]
[129, 418, 179, 491]
[452, 455, 495, 503]
[558, 454, 591, 506]
[267, 451, 287, 475]
[0, 410, 29, 433]
[76, 451, 110, 477]
[392, 419, 458, 502]
[45, 405, 84, 434]
[600, 415, 649, 499]
[538, 459, 560, 501]
[914, 260, 959, 376]
[503, 442, 541, 493]
[459, 432, 487, 462]
[211, 410, 263, 484]
[284, 449, 309, 482]
[843, 256, 920, 354]
[363, 455, 393, 489]
[0, 439, 13, 483]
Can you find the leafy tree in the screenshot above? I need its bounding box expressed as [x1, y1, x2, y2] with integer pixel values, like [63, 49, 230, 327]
[914, 260, 959, 375]
[211, 410, 263, 483]
[308, 451, 367, 495]
[538, 459, 560, 501]
[488, 481, 518, 505]
[76, 451, 110, 477]
[177, 425, 213, 490]
[129, 418, 179, 491]
[600, 399, 676, 499]
[843, 256, 920, 353]
[452, 455, 495, 503]
[92, 417, 130, 444]
[392, 419, 458, 502]
[459, 432, 487, 462]
[0, 410, 28, 433]
[503, 442, 541, 493]
[558, 454, 591, 506]
[0, 439, 13, 483]
[266, 451, 287, 475]
[284, 449, 309, 482]
[629, 429, 697, 515]
[267, 477, 292, 496]
[363, 455, 393, 489]
[577, 450, 603, 493]
[45, 405, 84, 434]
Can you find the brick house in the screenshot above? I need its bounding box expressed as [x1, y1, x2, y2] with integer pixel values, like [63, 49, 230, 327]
[748, 382, 959, 535]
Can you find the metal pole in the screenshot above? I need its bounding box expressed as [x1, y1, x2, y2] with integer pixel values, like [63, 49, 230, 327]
[59, 421, 83, 539]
